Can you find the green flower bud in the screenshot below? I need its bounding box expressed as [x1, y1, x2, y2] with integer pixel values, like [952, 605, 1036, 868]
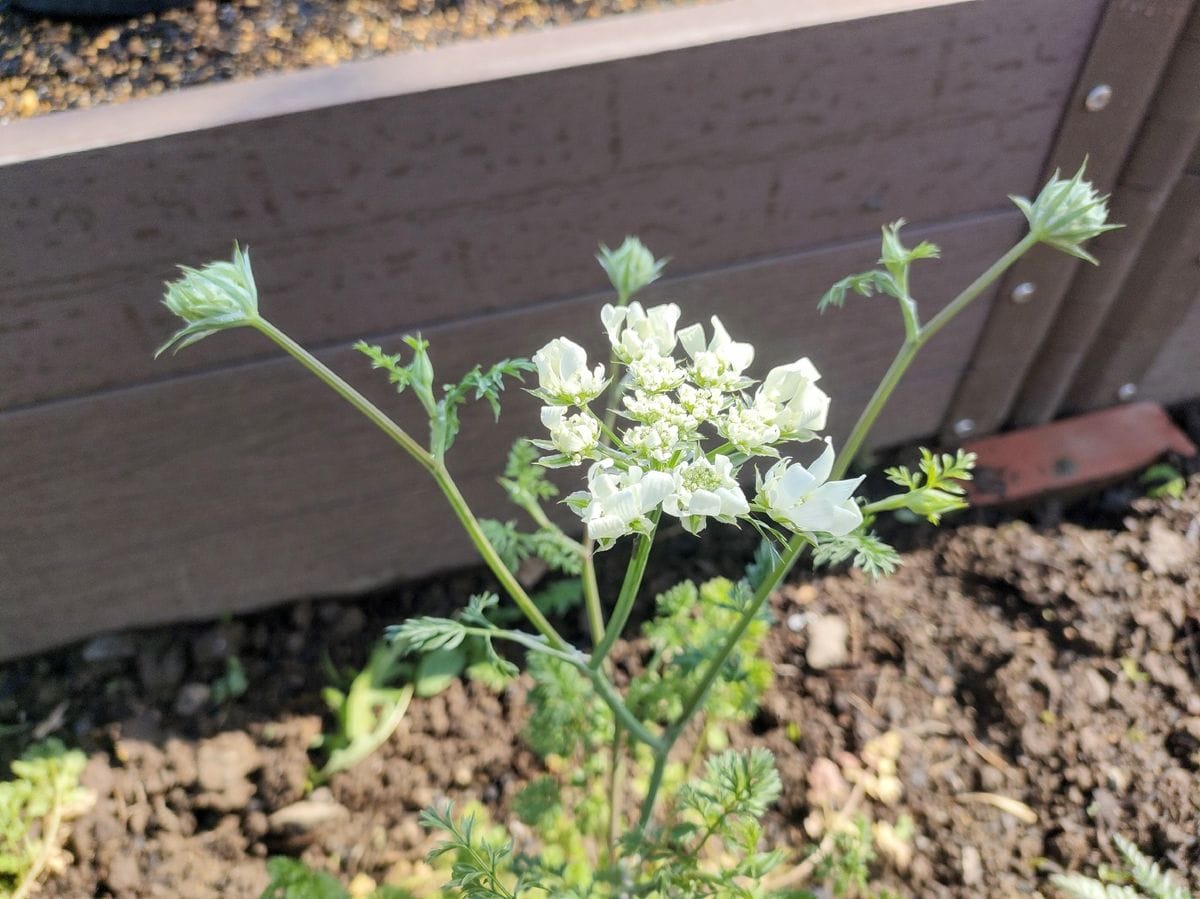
[1011, 162, 1121, 264]
[156, 243, 260, 356]
[596, 236, 666, 302]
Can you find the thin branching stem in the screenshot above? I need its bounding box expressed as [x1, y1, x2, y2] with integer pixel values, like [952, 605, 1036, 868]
[254, 318, 569, 653]
[629, 230, 1040, 843]
[590, 514, 659, 668]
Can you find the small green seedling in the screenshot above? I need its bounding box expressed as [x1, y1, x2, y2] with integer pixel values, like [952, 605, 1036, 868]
[315, 640, 414, 784]
[0, 739, 94, 899]
[1140, 463, 1187, 500]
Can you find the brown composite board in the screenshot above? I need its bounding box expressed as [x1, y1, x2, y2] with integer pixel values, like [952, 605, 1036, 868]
[939, 0, 1194, 439]
[0, 0, 1102, 411]
[0, 211, 1020, 660]
[1140, 291, 1200, 408]
[1018, 0, 1200, 422]
[1070, 173, 1200, 410]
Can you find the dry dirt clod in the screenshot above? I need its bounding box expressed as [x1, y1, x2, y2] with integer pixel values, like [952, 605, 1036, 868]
[268, 795, 351, 841]
[195, 731, 262, 812]
[1142, 519, 1195, 575]
[806, 614, 850, 670]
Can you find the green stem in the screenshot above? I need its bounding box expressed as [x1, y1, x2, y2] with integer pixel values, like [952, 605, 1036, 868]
[254, 319, 434, 474]
[921, 232, 1038, 346]
[590, 514, 658, 668]
[831, 231, 1036, 480]
[433, 464, 569, 652]
[582, 555, 606, 649]
[831, 339, 920, 481]
[254, 318, 568, 653]
[607, 722, 625, 857]
[634, 750, 669, 840]
[583, 664, 663, 751]
[632, 231, 1041, 839]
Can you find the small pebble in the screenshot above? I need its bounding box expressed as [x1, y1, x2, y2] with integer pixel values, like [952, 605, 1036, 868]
[173, 682, 211, 717]
[961, 845, 983, 885]
[805, 614, 849, 670]
[82, 632, 137, 663]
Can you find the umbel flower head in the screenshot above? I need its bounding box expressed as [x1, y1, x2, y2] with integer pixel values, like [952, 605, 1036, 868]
[156, 243, 260, 356]
[1011, 162, 1121, 264]
[530, 290, 866, 548]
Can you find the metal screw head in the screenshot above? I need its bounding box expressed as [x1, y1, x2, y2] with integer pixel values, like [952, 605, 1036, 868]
[1085, 84, 1113, 112]
[1010, 281, 1037, 304]
[1117, 382, 1138, 402]
[953, 418, 976, 438]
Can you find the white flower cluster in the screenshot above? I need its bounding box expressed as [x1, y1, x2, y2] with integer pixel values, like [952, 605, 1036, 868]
[532, 302, 863, 548]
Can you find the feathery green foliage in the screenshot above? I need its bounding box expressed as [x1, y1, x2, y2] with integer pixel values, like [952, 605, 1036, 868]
[0, 739, 94, 898]
[261, 857, 416, 898]
[478, 519, 582, 576]
[627, 579, 772, 726]
[356, 338, 532, 457]
[871, 447, 976, 524]
[810, 529, 901, 579]
[498, 440, 560, 508]
[1051, 836, 1194, 899]
[818, 221, 939, 313]
[421, 804, 540, 899]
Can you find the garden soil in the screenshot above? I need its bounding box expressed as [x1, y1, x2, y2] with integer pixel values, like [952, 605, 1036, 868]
[2, 477, 1198, 897]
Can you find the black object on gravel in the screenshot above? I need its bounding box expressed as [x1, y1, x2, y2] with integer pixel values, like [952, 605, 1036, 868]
[10, 0, 190, 16]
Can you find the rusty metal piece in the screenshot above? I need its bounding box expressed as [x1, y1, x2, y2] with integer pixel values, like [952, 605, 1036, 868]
[963, 402, 1196, 505]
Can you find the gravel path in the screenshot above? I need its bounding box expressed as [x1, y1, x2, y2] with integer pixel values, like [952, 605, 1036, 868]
[0, 0, 697, 123]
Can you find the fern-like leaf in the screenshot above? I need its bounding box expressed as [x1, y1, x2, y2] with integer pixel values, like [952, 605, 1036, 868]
[811, 530, 900, 578]
[1114, 835, 1192, 899]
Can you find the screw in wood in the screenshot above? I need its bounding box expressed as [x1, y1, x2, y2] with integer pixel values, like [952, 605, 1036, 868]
[1084, 84, 1113, 112]
[1010, 282, 1037, 304]
[1117, 382, 1138, 402]
[953, 418, 976, 437]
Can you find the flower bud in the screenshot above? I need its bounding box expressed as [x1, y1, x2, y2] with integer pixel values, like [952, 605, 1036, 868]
[157, 244, 260, 355]
[596, 236, 666, 301]
[1012, 163, 1120, 263]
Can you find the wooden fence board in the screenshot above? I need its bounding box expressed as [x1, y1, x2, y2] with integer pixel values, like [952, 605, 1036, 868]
[0, 0, 1102, 411]
[938, 0, 1194, 440]
[1066, 173, 1200, 410]
[1140, 289, 1200, 407]
[1016, 0, 1200, 422]
[0, 211, 1018, 660]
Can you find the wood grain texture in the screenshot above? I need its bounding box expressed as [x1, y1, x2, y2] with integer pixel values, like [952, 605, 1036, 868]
[0, 0, 1102, 411]
[0, 0, 973, 164]
[939, 0, 1194, 438]
[1066, 173, 1200, 410]
[1140, 287, 1200, 406]
[0, 212, 1019, 660]
[1017, 0, 1200, 422]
